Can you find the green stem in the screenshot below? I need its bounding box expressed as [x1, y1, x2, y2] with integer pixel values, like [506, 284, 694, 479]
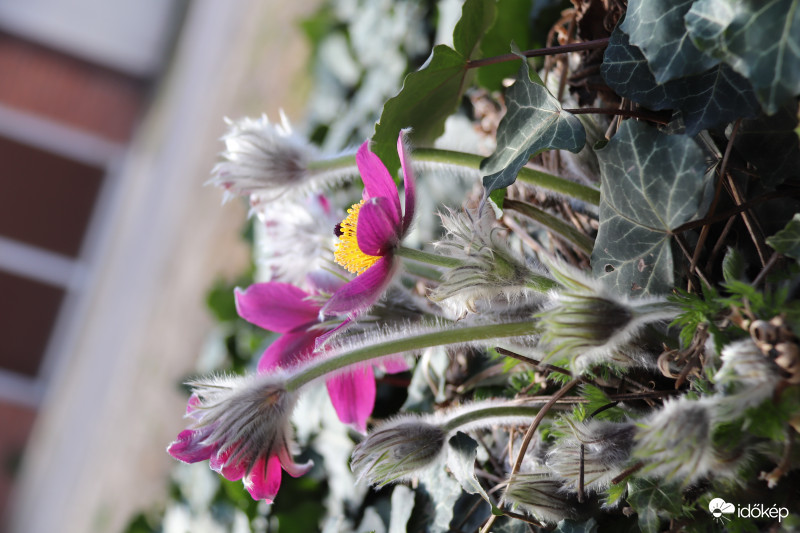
[285, 320, 538, 391]
[465, 39, 610, 69]
[442, 405, 542, 433]
[395, 245, 463, 268]
[304, 148, 600, 206]
[504, 199, 595, 255]
[414, 148, 600, 206]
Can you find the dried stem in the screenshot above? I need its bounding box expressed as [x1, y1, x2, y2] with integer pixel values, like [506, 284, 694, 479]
[466, 38, 610, 69]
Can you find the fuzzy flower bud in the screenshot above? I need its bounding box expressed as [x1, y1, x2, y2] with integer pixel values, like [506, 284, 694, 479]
[538, 261, 678, 373]
[633, 398, 716, 485]
[713, 339, 784, 420]
[167, 373, 311, 502]
[350, 418, 447, 486]
[209, 113, 357, 204]
[503, 469, 577, 524]
[545, 419, 636, 492]
[430, 207, 551, 316]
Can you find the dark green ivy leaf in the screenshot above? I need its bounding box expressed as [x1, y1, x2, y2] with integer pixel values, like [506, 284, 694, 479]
[481, 54, 585, 197]
[686, 0, 800, 114]
[553, 518, 599, 533]
[592, 120, 711, 295]
[621, 0, 718, 83]
[371, 0, 496, 174]
[767, 214, 800, 261]
[602, 26, 760, 135]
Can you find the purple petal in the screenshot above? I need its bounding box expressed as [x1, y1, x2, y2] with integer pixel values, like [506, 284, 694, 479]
[306, 270, 345, 294]
[210, 447, 246, 481]
[315, 317, 352, 349]
[397, 130, 416, 234]
[245, 455, 282, 502]
[258, 330, 321, 373]
[326, 366, 376, 432]
[356, 141, 401, 225]
[356, 197, 400, 256]
[321, 256, 396, 317]
[235, 283, 319, 333]
[278, 447, 314, 478]
[381, 356, 409, 374]
[167, 429, 215, 463]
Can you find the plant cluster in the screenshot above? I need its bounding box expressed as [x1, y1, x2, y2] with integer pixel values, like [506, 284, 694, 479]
[131, 0, 800, 532]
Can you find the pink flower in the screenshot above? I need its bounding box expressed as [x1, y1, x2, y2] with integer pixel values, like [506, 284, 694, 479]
[323, 132, 415, 318]
[235, 279, 406, 432]
[167, 374, 311, 502]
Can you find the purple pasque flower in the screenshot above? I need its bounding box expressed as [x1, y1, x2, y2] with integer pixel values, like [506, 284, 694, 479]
[235, 278, 406, 432]
[167, 374, 311, 502]
[323, 131, 415, 318]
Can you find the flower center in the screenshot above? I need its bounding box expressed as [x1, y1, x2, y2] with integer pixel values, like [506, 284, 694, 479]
[334, 200, 381, 274]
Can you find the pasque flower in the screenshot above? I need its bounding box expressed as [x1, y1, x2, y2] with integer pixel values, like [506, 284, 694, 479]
[167, 374, 310, 502]
[235, 279, 405, 432]
[322, 131, 415, 317]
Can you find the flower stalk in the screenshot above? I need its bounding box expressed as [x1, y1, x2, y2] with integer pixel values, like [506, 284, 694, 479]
[285, 320, 539, 391]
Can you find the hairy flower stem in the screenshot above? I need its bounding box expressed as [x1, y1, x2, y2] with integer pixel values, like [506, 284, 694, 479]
[285, 320, 539, 391]
[306, 148, 600, 206]
[441, 404, 543, 433]
[395, 245, 464, 268]
[465, 38, 610, 69]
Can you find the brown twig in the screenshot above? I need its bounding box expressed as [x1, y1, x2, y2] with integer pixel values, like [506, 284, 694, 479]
[466, 38, 610, 69]
[564, 107, 671, 125]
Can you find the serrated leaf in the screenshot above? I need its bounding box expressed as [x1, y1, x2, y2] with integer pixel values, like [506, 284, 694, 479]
[621, 0, 718, 83]
[371, 0, 496, 173]
[446, 432, 494, 508]
[767, 214, 800, 261]
[733, 106, 800, 187]
[625, 478, 683, 533]
[601, 26, 760, 135]
[686, 0, 800, 114]
[481, 56, 586, 196]
[476, 0, 533, 91]
[592, 120, 710, 295]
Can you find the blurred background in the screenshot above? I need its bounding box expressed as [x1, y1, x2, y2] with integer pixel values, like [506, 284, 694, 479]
[0, 1, 321, 531]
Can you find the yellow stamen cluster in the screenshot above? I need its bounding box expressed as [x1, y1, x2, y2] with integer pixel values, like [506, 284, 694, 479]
[334, 200, 381, 274]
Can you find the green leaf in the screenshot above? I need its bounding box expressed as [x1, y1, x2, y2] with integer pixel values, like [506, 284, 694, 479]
[371, 0, 496, 174]
[686, 0, 800, 114]
[476, 0, 533, 91]
[733, 106, 800, 187]
[389, 485, 416, 533]
[721, 247, 747, 283]
[625, 478, 683, 533]
[601, 26, 760, 135]
[481, 55, 586, 197]
[418, 459, 465, 533]
[446, 432, 495, 509]
[592, 120, 710, 295]
[621, 0, 718, 83]
[767, 213, 800, 260]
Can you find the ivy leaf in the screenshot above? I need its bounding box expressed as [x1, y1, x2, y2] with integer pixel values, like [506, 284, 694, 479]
[371, 0, 496, 173]
[592, 120, 710, 295]
[481, 54, 586, 197]
[686, 0, 800, 114]
[625, 479, 683, 533]
[733, 106, 800, 187]
[446, 432, 496, 510]
[621, 0, 718, 83]
[721, 247, 747, 283]
[388, 485, 415, 533]
[767, 214, 800, 261]
[602, 26, 760, 135]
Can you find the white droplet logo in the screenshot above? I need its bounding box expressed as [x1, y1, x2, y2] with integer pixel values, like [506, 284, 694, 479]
[709, 497, 735, 523]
